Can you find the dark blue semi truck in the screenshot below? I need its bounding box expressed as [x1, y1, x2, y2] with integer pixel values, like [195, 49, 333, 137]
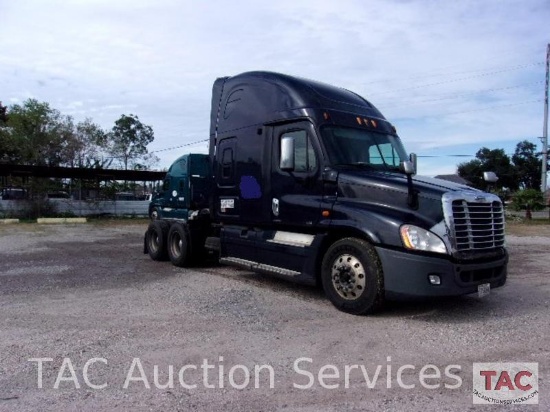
[145, 71, 507, 315]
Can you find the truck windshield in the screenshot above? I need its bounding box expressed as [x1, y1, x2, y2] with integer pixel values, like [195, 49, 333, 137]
[320, 126, 408, 171]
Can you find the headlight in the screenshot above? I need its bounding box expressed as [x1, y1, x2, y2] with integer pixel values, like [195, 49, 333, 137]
[400, 225, 447, 254]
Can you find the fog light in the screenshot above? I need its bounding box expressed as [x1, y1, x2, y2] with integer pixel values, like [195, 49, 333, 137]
[428, 275, 441, 285]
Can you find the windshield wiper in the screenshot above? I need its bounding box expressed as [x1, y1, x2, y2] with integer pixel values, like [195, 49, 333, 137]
[332, 162, 375, 169]
[333, 163, 402, 172]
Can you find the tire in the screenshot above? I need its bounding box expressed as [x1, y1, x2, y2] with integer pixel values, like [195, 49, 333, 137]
[167, 222, 191, 267]
[150, 207, 159, 221]
[146, 220, 169, 261]
[321, 238, 384, 315]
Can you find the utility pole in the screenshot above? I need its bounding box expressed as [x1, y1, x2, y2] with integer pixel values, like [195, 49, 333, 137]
[541, 43, 549, 195]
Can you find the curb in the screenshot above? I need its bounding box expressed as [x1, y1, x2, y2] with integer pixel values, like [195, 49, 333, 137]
[0, 219, 20, 224]
[36, 218, 87, 224]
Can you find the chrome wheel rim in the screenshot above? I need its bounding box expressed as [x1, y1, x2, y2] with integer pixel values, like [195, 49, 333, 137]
[150, 233, 159, 252]
[171, 232, 182, 257]
[331, 254, 366, 300]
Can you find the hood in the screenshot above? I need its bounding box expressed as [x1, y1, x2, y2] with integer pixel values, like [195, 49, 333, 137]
[337, 170, 478, 200]
[335, 170, 480, 225]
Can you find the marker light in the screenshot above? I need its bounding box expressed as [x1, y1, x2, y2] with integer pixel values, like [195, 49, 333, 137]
[400, 225, 447, 254]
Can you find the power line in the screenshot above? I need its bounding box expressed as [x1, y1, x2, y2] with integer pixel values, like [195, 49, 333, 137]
[150, 101, 541, 153]
[418, 155, 474, 158]
[369, 63, 545, 96]
[396, 99, 543, 118]
[362, 61, 544, 88]
[378, 81, 543, 108]
[440, 99, 543, 116]
[149, 63, 545, 155]
[150, 138, 209, 154]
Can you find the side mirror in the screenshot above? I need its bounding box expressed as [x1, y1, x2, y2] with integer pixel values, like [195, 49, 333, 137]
[483, 171, 499, 183]
[280, 136, 295, 171]
[409, 153, 417, 174]
[400, 160, 416, 175]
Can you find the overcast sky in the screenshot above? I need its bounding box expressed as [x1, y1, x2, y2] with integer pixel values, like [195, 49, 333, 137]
[1, 0, 549, 176]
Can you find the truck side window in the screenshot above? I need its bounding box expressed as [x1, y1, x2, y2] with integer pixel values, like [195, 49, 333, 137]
[162, 178, 169, 191]
[281, 130, 317, 172]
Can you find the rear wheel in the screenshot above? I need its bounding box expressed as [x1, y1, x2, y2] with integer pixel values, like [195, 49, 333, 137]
[321, 238, 384, 315]
[146, 220, 169, 261]
[167, 222, 192, 267]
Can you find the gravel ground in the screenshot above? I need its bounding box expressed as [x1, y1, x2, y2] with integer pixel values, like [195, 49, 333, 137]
[0, 221, 549, 411]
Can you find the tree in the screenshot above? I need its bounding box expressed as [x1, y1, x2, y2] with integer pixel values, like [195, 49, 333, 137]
[476, 148, 517, 191]
[0, 101, 7, 124]
[3, 99, 65, 166]
[458, 147, 517, 191]
[0, 101, 18, 163]
[61, 118, 108, 168]
[107, 114, 155, 170]
[132, 152, 160, 170]
[512, 140, 545, 190]
[457, 159, 483, 187]
[512, 188, 545, 219]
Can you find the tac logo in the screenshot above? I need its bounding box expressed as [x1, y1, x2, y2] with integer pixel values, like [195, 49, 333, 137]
[472, 362, 539, 405]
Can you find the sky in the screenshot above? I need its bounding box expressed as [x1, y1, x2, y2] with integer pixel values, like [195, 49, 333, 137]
[1, 0, 549, 176]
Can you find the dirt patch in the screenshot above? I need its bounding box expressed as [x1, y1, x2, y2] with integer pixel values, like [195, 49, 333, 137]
[506, 221, 550, 237]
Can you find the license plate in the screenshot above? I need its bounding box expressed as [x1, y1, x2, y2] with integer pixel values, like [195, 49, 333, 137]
[478, 283, 490, 298]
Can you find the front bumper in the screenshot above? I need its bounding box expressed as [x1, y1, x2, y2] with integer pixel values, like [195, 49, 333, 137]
[375, 246, 507, 299]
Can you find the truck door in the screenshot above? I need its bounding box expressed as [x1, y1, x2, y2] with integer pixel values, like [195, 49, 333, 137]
[270, 121, 324, 227]
[163, 158, 188, 219]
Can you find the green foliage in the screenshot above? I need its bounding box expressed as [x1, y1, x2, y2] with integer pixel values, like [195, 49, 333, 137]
[107, 114, 155, 170]
[1, 198, 60, 220]
[5, 99, 65, 165]
[0, 100, 158, 213]
[512, 140, 542, 190]
[62, 117, 108, 168]
[458, 141, 547, 192]
[22, 199, 59, 219]
[512, 189, 545, 211]
[457, 159, 483, 187]
[458, 147, 517, 191]
[0, 99, 106, 167]
[0, 101, 7, 124]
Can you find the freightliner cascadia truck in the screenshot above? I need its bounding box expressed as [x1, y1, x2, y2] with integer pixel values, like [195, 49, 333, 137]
[144, 71, 507, 315]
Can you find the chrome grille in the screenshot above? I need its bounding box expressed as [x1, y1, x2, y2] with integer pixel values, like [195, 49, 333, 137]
[451, 200, 505, 251]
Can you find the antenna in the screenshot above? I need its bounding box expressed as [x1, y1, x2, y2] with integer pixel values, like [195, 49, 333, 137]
[541, 44, 549, 194]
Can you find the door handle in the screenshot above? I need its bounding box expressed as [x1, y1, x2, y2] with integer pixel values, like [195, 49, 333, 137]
[272, 198, 279, 216]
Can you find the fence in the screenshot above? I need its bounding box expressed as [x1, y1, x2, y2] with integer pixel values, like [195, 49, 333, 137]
[0, 199, 150, 218]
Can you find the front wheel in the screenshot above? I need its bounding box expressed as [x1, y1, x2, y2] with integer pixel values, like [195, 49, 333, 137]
[321, 238, 384, 315]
